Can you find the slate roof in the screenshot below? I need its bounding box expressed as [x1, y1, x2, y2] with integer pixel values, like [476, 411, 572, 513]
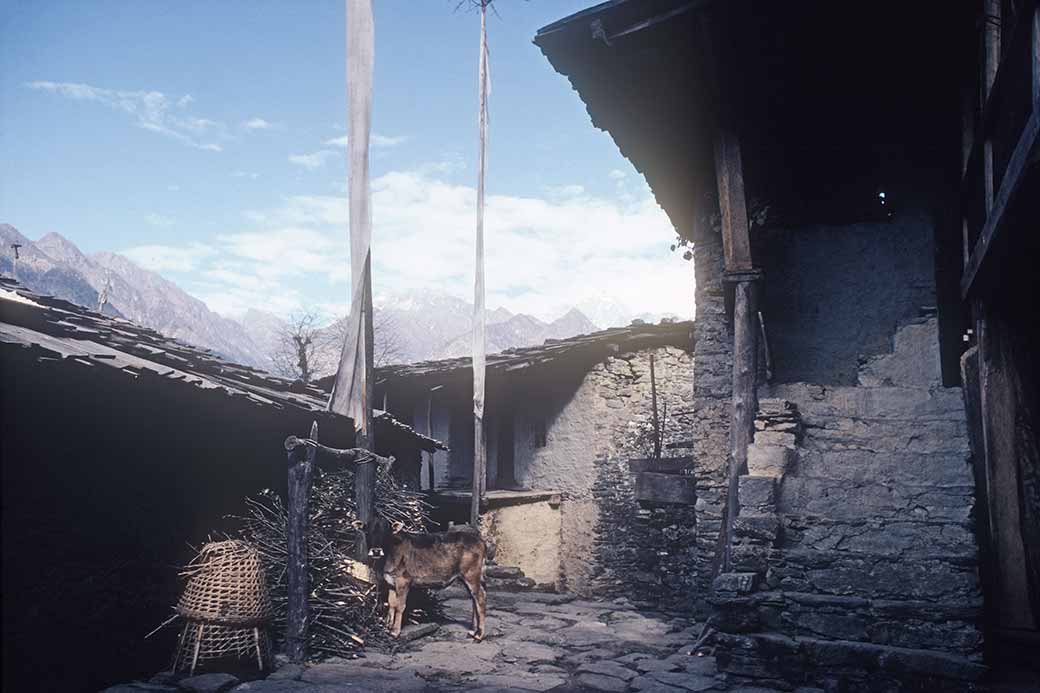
[0, 276, 443, 452]
[368, 319, 694, 389]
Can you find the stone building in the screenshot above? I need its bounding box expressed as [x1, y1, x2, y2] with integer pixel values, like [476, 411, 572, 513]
[368, 321, 700, 603]
[536, 0, 1039, 689]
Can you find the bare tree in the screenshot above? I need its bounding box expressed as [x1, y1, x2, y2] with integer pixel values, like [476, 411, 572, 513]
[324, 309, 405, 370]
[373, 311, 405, 368]
[271, 311, 334, 384]
[274, 309, 405, 383]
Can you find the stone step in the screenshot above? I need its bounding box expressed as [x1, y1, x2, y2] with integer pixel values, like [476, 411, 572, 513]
[714, 631, 987, 688]
[485, 564, 524, 580]
[755, 546, 981, 604]
[778, 475, 973, 523]
[798, 418, 969, 456]
[793, 449, 972, 488]
[762, 383, 966, 423]
[779, 514, 977, 560]
[715, 590, 982, 656]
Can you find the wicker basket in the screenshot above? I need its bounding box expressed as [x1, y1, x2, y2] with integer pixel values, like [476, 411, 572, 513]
[176, 540, 273, 625]
[172, 540, 273, 674]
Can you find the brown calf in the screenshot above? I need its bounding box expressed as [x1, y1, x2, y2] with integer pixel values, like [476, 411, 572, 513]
[362, 517, 488, 641]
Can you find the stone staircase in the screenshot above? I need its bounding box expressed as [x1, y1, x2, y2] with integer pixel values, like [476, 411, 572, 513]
[712, 317, 986, 691]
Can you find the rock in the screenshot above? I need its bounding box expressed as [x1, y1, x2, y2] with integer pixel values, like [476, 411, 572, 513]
[746, 444, 794, 478]
[576, 660, 638, 681]
[497, 640, 560, 664]
[738, 475, 777, 510]
[468, 672, 568, 691]
[397, 622, 439, 642]
[629, 676, 687, 693]
[614, 652, 654, 665]
[574, 672, 631, 692]
[300, 663, 426, 690]
[104, 684, 178, 693]
[178, 673, 239, 693]
[712, 572, 758, 594]
[643, 670, 720, 691]
[635, 657, 683, 673]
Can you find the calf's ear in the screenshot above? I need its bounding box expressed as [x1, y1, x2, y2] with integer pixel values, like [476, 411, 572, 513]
[391, 521, 405, 534]
[351, 520, 365, 530]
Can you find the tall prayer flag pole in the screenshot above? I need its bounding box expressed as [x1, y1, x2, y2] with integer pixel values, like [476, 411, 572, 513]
[330, 0, 377, 554]
[470, 0, 490, 527]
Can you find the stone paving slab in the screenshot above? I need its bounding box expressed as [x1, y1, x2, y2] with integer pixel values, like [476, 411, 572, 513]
[115, 593, 797, 693]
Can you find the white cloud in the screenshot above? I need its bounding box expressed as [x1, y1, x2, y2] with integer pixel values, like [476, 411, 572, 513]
[609, 169, 628, 180]
[27, 81, 226, 151]
[144, 213, 175, 227]
[242, 117, 276, 130]
[121, 242, 215, 273]
[288, 150, 338, 169]
[131, 163, 691, 321]
[232, 171, 260, 179]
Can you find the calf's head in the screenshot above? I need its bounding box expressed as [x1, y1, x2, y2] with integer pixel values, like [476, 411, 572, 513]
[351, 516, 405, 560]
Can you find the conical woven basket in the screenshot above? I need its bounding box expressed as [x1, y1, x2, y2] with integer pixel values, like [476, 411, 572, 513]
[176, 540, 273, 626]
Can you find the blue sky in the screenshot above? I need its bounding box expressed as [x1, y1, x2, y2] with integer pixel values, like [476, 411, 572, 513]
[1, 0, 693, 322]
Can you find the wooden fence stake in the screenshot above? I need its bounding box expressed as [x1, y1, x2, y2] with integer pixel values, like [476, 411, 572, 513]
[286, 420, 319, 663]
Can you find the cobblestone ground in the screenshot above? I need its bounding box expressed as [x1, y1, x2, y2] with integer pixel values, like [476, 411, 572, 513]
[109, 589, 808, 693]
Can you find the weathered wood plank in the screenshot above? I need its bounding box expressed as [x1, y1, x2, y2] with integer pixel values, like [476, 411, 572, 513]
[961, 109, 1039, 298]
[713, 130, 753, 272]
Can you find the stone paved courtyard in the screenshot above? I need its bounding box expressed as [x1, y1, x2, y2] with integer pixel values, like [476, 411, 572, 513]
[109, 588, 811, 693]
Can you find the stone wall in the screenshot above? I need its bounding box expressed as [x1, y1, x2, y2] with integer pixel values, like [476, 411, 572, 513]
[690, 231, 733, 596]
[755, 213, 937, 385]
[711, 316, 985, 690]
[515, 345, 697, 600]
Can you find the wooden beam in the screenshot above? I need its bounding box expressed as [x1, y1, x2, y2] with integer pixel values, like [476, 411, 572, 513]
[961, 108, 1039, 298]
[714, 130, 753, 272]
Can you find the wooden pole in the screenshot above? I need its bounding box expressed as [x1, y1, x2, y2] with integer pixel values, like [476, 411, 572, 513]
[650, 352, 661, 461]
[426, 390, 435, 491]
[355, 254, 376, 562]
[286, 420, 319, 663]
[471, 0, 490, 528]
[713, 127, 761, 575]
[723, 279, 759, 571]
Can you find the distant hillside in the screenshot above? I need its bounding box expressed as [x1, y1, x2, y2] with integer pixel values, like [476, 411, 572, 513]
[1, 225, 633, 373]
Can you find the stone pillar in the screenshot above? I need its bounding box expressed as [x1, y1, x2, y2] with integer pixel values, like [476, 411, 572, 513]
[691, 231, 733, 595]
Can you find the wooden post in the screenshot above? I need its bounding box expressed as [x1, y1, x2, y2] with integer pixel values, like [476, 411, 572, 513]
[983, 0, 1001, 215]
[713, 127, 761, 575]
[426, 390, 435, 491]
[286, 420, 319, 663]
[650, 352, 662, 461]
[354, 254, 376, 563]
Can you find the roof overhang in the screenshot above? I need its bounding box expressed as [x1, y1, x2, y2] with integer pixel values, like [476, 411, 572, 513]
[536, 1, 975, 239]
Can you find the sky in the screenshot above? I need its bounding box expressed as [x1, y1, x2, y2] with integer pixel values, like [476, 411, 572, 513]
[0, 0, 694, 323]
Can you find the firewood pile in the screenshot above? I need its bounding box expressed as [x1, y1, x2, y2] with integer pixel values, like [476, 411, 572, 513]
[235, 463, 442, 659]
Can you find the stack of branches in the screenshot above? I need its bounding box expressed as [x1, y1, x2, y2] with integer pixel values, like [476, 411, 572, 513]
[235, 462, 442, 659]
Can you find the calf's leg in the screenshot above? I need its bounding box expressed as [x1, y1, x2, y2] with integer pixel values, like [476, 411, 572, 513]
[385, 586, 397, 629]
[392, 576, 411, 637]
[462, 572, 486, 642]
